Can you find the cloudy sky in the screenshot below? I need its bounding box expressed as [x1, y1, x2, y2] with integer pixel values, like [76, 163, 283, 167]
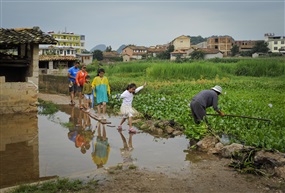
[1, 0, 284, 50]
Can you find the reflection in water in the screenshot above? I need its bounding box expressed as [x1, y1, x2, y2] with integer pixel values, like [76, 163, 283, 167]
[92, 122, 110, 168]
[67, 107, 95, 154]
[0, 113, 39, 189]
[1, 104, 194, 189]
[118, 128, 135, 166]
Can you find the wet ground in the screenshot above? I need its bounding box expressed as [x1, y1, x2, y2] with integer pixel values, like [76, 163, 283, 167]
[0, 104, 198, 189]
[1, 93, 284, 193]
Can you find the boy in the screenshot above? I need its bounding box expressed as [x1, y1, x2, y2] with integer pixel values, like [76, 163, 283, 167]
[82, 75, 93, 112]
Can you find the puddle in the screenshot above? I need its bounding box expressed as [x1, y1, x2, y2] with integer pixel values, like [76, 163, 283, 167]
[0, 105, 212, 189]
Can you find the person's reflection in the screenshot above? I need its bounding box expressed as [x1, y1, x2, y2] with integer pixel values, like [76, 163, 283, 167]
[92, 121, 110, 168]
[118, 127, 135, 165]
[68, 107, 94, 154]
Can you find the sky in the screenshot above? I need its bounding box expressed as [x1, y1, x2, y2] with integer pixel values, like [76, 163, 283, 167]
[0, 0, 284, 51]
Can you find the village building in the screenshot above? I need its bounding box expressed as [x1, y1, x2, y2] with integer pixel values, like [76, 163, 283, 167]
[197, 48, 224, 59]
[207, 35, 234, 56]
[102, 51, 121, 62]
[147, 45, 168, 57]
[46, 31, 86, 54]
[234, 40, 259, 52]
[76, 53, 93, 65]
[122, 45, 148, 62]
[264, 33, 285, 54]
[39, 55, 77, 75]
[0, 26, 56, 114]
[170, 35, 191, 50]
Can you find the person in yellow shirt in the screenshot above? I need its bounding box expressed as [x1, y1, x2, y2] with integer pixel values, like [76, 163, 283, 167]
[91, 68, 110, 120]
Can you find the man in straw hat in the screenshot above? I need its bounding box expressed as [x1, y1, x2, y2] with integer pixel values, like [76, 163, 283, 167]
[189, 85, 224, 124]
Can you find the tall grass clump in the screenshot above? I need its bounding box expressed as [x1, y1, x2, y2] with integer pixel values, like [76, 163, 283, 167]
[146, 61, 226, 80]
[235, 58, 285, 77]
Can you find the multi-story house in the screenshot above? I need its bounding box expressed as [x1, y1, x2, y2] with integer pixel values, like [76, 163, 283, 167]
[264, 33, 285, 53]
[122, 45, 148, 62]
[207, 35, 234, 56]
[170, 35, 191, 50]
[46, 31, 85, 54]
[234, 40, 259, 52]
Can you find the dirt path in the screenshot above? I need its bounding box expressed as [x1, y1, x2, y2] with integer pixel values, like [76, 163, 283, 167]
[38, 93, 285, 193]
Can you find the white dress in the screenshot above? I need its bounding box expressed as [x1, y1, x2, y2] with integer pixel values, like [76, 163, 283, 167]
[119, 86, 144, 118]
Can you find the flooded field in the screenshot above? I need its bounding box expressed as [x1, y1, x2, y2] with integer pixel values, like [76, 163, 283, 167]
[0, 105, 195, 189]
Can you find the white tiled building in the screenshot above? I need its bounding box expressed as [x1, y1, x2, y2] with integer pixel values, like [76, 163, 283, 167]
[264, 33, 285, 53]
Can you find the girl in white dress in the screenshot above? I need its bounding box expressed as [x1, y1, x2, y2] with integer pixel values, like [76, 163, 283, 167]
[117, 82, 146, 133]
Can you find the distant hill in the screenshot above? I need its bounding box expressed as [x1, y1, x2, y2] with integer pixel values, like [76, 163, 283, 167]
[90, 44, 106, 52]
[116, 44, 126, 54]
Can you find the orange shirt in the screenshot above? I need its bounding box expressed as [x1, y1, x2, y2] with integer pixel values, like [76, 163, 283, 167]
[75, 70, 88, 86]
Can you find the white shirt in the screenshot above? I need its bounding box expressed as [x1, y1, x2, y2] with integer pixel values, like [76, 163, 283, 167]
[120, 86, 144, 106]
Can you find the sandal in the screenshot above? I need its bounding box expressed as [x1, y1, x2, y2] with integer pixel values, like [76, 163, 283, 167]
[128, 128, 136, 133]
[69, 100, 75, 106]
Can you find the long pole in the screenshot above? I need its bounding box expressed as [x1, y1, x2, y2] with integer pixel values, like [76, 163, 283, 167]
[206, 113, 271, 122]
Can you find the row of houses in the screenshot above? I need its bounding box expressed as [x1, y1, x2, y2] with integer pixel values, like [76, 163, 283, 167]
[121, 34, 285, 62]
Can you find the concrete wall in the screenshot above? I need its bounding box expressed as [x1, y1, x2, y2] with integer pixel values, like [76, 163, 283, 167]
[0, 77, 38, 114]
[39, 74, 69, 95]
[0, 113, 39, 188]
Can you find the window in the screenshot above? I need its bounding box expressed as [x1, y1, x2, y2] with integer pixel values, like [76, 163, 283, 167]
[215, 45, 218, 49]
[281, 41, 284, 44]
[215, 39, 218, 43]
[274, 41, 278, 44]
[274, 47, 278, 50]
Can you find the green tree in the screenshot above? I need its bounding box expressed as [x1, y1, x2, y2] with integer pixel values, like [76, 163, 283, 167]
[105, 46, 112, 52]
[190, 50, 205, 60]
[190, 35, 207, 45]
[157, 45, 175, 60]
[231, 45, 239, 56]
[251, 41, 269, 53]
[93, 50, 103, 61]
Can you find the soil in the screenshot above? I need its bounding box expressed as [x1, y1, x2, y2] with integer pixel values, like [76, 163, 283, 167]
[38, 93, 285, 193]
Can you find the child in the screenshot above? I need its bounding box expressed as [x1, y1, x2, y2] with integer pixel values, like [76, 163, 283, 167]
[75, 64, 88, 109]
[91, 68, 110, 120]
[118, 82, 146, 133]
[82, 75, 93, 112]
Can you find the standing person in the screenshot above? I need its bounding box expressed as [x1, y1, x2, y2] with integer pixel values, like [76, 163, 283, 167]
[68, 61, 80, 105]
[82, 75, 93, 112]
[117, 82, 146, 133]
[76, 64, 88, 109]
[91, 68, 110, 120]
[189, 85, 225, 125]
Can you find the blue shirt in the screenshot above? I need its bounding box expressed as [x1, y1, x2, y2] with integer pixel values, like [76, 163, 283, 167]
[68, 66, 79, 82]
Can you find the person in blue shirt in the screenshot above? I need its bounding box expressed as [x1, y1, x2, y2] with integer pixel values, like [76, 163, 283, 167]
[68, 62, 80, 105]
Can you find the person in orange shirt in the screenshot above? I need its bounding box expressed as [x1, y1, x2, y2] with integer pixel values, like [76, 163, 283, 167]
[76, 64, 88, 109]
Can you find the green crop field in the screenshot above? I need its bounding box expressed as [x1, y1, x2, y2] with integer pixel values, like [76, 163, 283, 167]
[87, 58, 285, 152]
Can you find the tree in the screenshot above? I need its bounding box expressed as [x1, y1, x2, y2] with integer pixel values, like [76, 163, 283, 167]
[157, 45, 174, 60]
[231, 45, 239, 56]
[105, 46, 112, 52]
[190, 50, 205, 60]
[93, 50, 103, 61]
[251, 41, 269, 53]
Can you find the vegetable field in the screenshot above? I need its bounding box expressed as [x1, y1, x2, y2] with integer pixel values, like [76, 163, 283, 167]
[87, 58, 285, 152]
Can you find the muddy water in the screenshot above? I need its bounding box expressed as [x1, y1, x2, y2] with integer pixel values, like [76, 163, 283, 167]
[0, 105, 203, 188]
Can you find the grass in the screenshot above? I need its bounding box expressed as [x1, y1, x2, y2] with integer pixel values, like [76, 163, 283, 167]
[9, 178, 97, 193]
